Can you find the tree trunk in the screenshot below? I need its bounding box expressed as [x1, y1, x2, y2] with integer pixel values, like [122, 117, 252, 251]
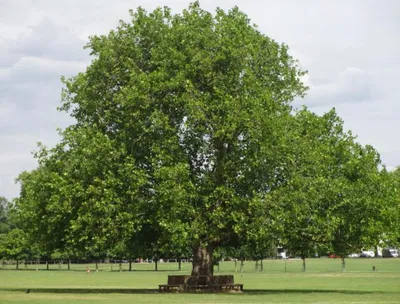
[46, 260, 49, 270]
[155, 260, 158, 271]
[235, 259, 238, 272]
[178, 258, 181, 271]
[16, 260, 19, 270]
[341, 257, 346, 272]
[302, 257, 306, 272]
[191, 244, 214, 277]
[260, 259, 264, 272]
[129, 260, 132, 271]
[95, 261, 98, 272]
[68, 259, 70, 271]
[255, 260, 259, 271]
[240, 259, 244, 272]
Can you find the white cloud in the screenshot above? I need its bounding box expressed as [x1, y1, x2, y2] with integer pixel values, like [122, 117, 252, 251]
[5, 56, 86, 84]
[302, 67, 374, 107]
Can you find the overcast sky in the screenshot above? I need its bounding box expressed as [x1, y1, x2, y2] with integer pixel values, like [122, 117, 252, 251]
[0, 0, 399, 200]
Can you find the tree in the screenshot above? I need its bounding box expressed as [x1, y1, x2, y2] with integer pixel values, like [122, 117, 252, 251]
[276, 109, 346, 271]
[375, 168, 400, 248]
[0, 229, 29, 269]
[276, 108, 384, 272]
[0, 197, 12, 234]
[328, 143, 385, 271]
[16, 2, 308, 277]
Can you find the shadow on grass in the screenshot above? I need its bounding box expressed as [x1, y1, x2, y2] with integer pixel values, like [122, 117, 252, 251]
[0, 269, 183, 272]
[0, 288, 389, 295]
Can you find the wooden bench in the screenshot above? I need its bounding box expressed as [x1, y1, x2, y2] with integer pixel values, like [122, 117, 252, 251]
[159, 275, 243, 292]
[220, 283, 243, 292]
[159, 284, 184, 292]
[159, 283, 243, 292]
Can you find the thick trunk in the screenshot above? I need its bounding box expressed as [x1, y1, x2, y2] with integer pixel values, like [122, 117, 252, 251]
[178, 258, 181, 271]
[68, 259, 70, 271]
[155, 260, 158, 271]
[95, 261, 98, 272]
[129, 260, 132, 271]
[260, 259, 264, 272]
[46, 261, 49, 270]
[191, 244, 214, 277]
[16, 260, 19, 270]
[341, 257, 346, 272]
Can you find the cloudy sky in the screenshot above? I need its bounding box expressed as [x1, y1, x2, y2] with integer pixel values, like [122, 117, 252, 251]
[0, 0, 399, 200]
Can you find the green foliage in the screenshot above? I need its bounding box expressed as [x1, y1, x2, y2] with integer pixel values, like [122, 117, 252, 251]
[0, 228, 29, 261]
[383, 167, 400, 246]
[0, 196, 13, 234]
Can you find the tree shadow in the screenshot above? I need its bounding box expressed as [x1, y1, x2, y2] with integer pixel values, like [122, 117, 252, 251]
[0, 287, 387, 295]
[244, 289, 386, 295]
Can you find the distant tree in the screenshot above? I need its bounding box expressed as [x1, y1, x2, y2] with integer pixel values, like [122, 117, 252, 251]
[380, 168, 400, 247]
[0, 197, 12, 234]
[277, 109, 384, 272]
[329, 143, 384, 271]
[276, 109, 345, 271]
[0, 229, 29, 269]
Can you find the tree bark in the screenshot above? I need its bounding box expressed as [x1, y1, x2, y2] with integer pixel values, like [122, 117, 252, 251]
[341, 257, 346, 272]
[68, 259, 70, 271]
[260, 259, 264, 272]
[178, 258, 181, 271]
[16, 260, 19, 270]
[191, 243, 214, 277]
[129, 260, 132, 271]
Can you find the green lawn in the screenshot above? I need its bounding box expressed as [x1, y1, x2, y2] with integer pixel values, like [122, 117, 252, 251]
[1, 258, 399, 303]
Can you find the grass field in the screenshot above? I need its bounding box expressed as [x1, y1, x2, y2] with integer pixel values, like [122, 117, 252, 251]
[1, 258, 399, 303]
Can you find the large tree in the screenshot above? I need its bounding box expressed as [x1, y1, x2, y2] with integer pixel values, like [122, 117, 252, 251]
[16, 2, 308, 277]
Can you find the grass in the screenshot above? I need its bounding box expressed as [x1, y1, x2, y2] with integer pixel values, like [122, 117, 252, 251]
[0, 258, 399, 303]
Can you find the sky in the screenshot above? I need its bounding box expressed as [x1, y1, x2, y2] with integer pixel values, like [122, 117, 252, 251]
[0, 0, 399, 200]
